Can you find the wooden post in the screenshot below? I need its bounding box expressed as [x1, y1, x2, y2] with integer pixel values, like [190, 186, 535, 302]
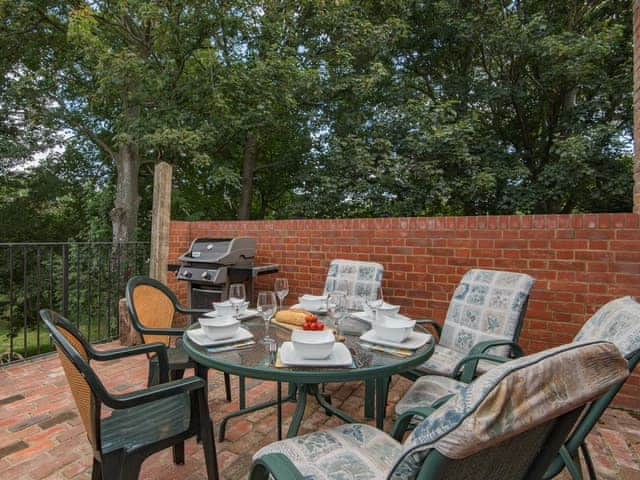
[149, 161, 173, 284]
[634, 1, 640, 213]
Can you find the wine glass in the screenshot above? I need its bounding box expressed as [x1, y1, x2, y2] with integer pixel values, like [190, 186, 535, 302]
[257, 291, 277, 344]
[228, 283, 246, 319]
[274, 278, 289, 310]
[365, 286, 384, 321]
[327, 291, 347, 338]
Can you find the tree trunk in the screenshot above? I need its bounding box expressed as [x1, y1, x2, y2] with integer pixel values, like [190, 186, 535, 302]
[110, 142, 141, 243]
[238, 132, 257, 220]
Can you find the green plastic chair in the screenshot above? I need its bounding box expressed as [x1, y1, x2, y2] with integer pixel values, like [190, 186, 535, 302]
[40, 309, 219, 480]
[410, 269, 535, 379]
[126, 275, 233, 401]
[384, 269, 534, 418]
[250, 341, 627, 480]
[543, 296, 640, 479]
[398, 296, 640, 480]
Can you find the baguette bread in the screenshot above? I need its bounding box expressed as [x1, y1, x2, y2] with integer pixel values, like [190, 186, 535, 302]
[275, 308, 312, 326]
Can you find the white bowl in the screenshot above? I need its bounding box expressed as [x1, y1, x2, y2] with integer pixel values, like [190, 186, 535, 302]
[298, 294, 328, 311]
[213, 300, 249, 317]
[291, 329, 335, 360]
[199, 316, 240, 340]
[374, 303, 401, 318]
[373, 316, 415, 343]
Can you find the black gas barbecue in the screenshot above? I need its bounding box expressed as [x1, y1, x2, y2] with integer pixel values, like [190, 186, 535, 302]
[176, 237, 279, 308]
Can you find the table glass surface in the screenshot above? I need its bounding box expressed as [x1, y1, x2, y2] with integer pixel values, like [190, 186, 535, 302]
[182, 314, 434, 383]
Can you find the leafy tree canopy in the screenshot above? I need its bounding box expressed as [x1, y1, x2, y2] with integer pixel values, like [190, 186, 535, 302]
[0, 0, 633, 243]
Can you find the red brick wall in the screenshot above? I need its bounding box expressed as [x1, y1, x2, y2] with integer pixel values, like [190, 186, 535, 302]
[168, 213, 640, 410]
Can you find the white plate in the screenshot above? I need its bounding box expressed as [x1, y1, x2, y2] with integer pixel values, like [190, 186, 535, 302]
[279, 341, 353, 367]
[201, 309, 259, 320]
[350, 311, 412, 324]
[360, 329, 432, 350]
[187, 327, 253, 347]
[291, 303, 328, 315]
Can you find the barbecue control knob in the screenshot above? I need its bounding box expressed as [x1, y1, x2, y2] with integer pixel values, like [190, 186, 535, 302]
[184, 270, 192, 278]
[201, 271, 211, 280]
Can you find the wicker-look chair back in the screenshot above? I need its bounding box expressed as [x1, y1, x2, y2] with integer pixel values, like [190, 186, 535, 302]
[130, 283, 176, 346]
[40, 308, 219, 480]
[42, 311, 99, 448]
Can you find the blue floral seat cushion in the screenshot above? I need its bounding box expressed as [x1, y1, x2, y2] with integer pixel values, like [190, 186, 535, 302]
[253, 424, 401, 480]
[438, 269, 535, 358]
[414, 344, 466, 376]
[573, 296, 640, 359]
[391, 342, 628, 478]
[414, 343, 500, 377]
[323, 259, 384, 309]
[395, 376, 466, 416]
[253, 342, 628, 480]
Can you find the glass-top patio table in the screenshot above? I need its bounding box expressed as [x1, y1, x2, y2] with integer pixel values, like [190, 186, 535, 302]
[182, 315, 434, 440]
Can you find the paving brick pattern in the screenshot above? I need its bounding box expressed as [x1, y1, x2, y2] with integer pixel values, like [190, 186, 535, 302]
[1, 343, 639, 479]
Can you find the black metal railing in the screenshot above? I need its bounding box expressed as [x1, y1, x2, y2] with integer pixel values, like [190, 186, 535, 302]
[0, 242, 149, 364]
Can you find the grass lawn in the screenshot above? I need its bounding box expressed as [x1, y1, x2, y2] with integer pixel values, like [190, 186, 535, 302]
[0, 321, 117, 362]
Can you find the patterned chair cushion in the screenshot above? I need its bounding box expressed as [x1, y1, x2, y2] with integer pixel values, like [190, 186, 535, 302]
[574, 296, 640, 360]
[395, 376, 466, 416]
[323, 259, 384, 309]
[414, 344, 466, 376]
[415, 344, 502, 378]
[253, 423, 401, 480]
[390, 341, 628, 478]
[439, 269, 535, 358]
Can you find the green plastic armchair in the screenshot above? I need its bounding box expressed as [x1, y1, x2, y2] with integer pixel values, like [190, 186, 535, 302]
[398, 296, 640, 480]
[40, 309, 219, 480]
[126, 275, 233, 401]
[250, 341, 627, 480]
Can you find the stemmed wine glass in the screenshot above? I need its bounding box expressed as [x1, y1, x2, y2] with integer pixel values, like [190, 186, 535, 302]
[365, 286, 384, 322]
[274, 278, 289, 310]
[228, 283, 246, 320]
[257, 291, 277, 344]
[327, 291, 347, 338]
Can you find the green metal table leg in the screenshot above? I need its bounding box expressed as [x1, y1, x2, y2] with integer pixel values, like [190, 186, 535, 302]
[310, 385, 356, 425]
[239, 376, 246, 409]
[286, 384, 308, 438]
[287, 382, 297, 401]
[277, 382, 282, 440]
[364, 379, 375, 419]
[375, 376, 389, 430]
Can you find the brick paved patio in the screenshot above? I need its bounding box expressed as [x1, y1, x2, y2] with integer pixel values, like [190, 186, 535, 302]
[1, 342, 639, 480]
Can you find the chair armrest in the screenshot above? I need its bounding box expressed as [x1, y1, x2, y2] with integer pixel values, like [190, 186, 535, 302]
[102, 376, 205, 410]
[175, 304, 210, 316]
[88, 342, 170, 383]
[391, 406, 437, 441]
[454, 352, 512, 383]
[89, 342, 167, 362]
[454, 340, 524, 382]
[415, 319, 442, 338]
[468, 339, 524, 357]
[250, 453, 306, 480]
[135, 325, 187, 336]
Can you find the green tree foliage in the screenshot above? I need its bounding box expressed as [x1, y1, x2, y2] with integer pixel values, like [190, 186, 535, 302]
[0, 0, 633, 239]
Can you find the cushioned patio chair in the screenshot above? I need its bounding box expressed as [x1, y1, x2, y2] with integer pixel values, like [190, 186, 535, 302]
[543, 296, 640, 480]
[322, 258, 384, 309]
[126, 276, 232, 401]
[40, 309, 218, 480]
[397, 296, 640, 480]
[411, 268, 535, 379]
[249, 341, 627, 480]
